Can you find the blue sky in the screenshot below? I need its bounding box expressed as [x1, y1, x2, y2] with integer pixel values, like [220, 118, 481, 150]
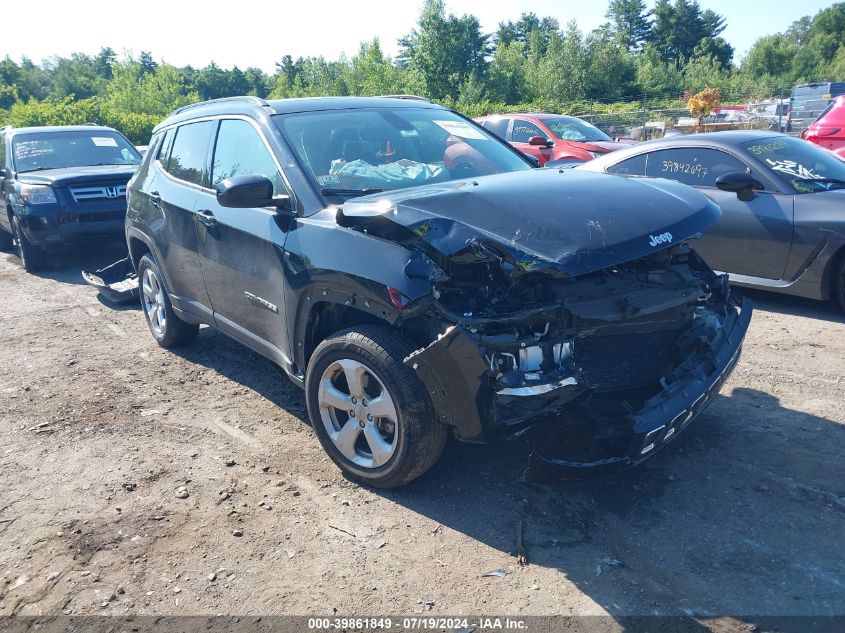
[0, 0, 836, 73]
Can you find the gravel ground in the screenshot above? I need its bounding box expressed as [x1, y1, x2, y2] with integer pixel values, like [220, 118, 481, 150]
[0, 245, 843, 627]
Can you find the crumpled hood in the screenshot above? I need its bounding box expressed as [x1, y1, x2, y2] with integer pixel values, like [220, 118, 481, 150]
[16, 164, 137, 187]
[341, 169, 721, 277]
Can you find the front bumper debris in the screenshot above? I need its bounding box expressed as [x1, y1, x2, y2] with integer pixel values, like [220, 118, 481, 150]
[528, 295, 752, 472]
[81, 257, 139, 305]
[407, 291, 752, 469]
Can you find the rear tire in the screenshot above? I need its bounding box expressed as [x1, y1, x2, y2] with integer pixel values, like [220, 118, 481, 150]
[11, 214, 48, 272]
[305, 324, 447, 488]
[137, 254, 199, 348]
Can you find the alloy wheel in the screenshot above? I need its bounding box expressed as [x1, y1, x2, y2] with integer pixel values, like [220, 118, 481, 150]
[317, 358, 399, 469]
[141, 267, 167, 337]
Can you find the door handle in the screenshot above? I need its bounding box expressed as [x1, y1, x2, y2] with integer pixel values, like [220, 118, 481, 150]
[196, 209, 218, 228]
[149, 191, 161, 208]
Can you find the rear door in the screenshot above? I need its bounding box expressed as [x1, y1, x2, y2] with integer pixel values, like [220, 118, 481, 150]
[641, 147, 794, 280]
[193, 117, 293, 366]
[147, 121, 215, 314]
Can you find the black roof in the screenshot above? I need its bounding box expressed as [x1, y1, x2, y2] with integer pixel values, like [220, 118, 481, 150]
[155, 95, 445, 132]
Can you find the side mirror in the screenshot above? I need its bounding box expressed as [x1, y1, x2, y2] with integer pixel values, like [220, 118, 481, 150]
[522, 153, 541, 168]
[528, 136, 553, 148]
[715, 171, 764, 202]
[216, 174, 292, 212]
[0, 168, 6, 177]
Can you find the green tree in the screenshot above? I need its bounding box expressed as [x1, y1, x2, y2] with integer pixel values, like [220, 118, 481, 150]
[648, 0, 731, 67]
[494, 13, 559, 54]
[742, 35, 798, 80]
[487, 41, 528, 103]
[94, 47, 117, 80]
[398, 0, 489, 100]
[604, 0, 651, 51]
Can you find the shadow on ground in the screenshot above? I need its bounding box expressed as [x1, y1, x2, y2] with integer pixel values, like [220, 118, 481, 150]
[29, 239, 129, 287]
[167, 325, 845, 625]
[740, 287, 844, 323]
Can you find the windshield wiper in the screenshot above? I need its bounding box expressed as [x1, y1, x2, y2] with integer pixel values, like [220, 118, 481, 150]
[319, 187, 384, 197]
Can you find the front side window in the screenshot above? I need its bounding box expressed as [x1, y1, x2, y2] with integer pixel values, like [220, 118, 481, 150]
[742, 136, 845, 193]
[274, 107, 530, 201]
[11, 130, 141, 173]
[510, 119, 547, 143]
[211, 119, 283, 194]
[607, 154, 647, 176]
[644, 148, 748, 187]
[165, 121, 216, 187]
[542, 117, 612, 143]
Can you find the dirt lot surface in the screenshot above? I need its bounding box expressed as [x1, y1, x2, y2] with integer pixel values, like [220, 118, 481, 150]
[1, 245, 843, 626]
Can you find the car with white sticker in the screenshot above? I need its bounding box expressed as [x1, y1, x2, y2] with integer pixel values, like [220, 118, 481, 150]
[578, 131, 845, 311]
[125, 96, 750, 487]
[0, 124, 142, 272]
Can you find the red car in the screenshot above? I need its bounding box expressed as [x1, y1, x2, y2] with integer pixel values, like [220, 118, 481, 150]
[474, 113, 635, 166]
[802, 96, 845, 158]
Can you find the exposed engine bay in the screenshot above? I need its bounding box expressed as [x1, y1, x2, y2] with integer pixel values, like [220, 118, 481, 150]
[334, 168, 753, 470]
[395, 235, 750, 470]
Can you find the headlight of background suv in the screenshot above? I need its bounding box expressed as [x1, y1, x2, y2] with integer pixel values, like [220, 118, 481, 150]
[587, 151, 605, 159]
[19, 184, 57, 204]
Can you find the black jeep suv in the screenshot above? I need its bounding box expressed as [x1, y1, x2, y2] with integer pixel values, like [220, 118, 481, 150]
[0, 124, 141, 271]
[126, 96, 751, 487]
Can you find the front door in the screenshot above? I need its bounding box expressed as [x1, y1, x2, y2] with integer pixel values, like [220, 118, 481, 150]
[193, 118, 292, 367]
[508, 119, 552, 165]
[643, 147, 794, 280]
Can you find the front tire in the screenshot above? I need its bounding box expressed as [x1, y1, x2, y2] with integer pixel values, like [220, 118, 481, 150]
[305, 325, 447, 488]
[138, 254, 199, 348]
[11, 214, 48, 272]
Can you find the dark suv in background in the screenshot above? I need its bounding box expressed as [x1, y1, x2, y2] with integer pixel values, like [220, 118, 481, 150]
[125, 95, 750, 487]
[0, 124, 141, 271]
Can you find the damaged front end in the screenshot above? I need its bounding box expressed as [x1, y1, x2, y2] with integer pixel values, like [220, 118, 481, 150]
[403, 243, 751, 470]
[339, 170, 752, 470]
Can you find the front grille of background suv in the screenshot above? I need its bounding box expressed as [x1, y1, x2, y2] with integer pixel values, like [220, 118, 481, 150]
[69, 184, 127, 203]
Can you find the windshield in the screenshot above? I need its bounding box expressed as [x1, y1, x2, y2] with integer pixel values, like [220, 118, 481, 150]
[12, 130, 141, 173]
[742, 136, 845, 193]
[273, 107, 531, 200]
[541, 117, 612, 143]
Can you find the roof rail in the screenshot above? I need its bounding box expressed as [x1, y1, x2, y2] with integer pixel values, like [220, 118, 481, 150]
[379, 94, 434, 103]
[171, 95, 271, 116]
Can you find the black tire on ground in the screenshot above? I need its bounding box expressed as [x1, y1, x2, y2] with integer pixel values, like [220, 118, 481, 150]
[0, 226, 14, 251]
[137, 254, 199, 348]
[11, 214, 48, 272]
[833, 255, 845, 313]
[305, 324, 448, 488]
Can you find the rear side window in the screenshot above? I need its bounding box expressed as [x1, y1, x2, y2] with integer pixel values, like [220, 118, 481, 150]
[211, 119, 283, 194]
[608, 154, 647, 176]
[165, 121, 216, 187]
[510, 119, 547, 143]
[643, 148, 748, 187]
[480, 118, 509, 139]
[157, 128, 175, 166]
